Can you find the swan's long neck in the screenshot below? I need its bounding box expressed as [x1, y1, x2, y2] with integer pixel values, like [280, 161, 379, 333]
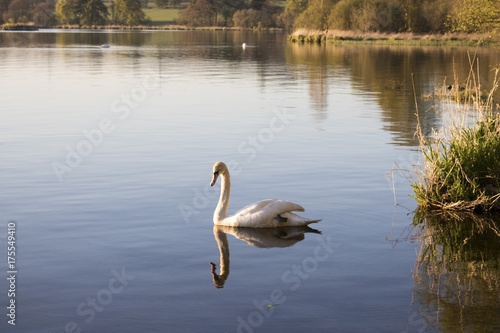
[214, 172, 230, 223]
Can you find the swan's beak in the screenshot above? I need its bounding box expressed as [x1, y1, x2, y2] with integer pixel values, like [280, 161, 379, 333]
[210, 173, 219, 186]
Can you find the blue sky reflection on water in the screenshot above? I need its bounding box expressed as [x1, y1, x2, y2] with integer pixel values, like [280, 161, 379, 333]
[0, 30, 499, 332]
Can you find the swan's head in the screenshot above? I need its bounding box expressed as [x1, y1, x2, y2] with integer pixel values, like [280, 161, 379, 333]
[211, 161, 227, 186]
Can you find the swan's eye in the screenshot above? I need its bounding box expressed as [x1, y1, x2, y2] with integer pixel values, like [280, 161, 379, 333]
[214, 170, 219, 177]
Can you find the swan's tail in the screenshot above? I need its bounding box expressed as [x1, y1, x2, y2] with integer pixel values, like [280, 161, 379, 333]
[302, 218, 322, 226]
[281, 212, 322, 226]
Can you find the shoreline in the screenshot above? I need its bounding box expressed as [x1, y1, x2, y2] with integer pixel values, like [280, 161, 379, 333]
[2, 23, 498, 47]
[0, 23, 285, 32]
[288, 29, 500, 47]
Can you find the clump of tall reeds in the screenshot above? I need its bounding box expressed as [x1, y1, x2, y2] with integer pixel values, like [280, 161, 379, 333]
[412, 61, 500, 213]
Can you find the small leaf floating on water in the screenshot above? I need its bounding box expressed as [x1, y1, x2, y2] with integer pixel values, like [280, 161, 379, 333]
[266, 304, 281, 308]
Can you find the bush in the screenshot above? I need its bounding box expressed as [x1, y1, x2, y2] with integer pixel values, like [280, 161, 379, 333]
[177, 0, 216, 26]
[353, 0, 404, 32]
[77, 0, 109, 26]
[112, 0, 148, 25]
[2, 0, 36, 24]
[419, 0, 451, 33]
[328, 0, 363, 30]
[294, 0, 335, 30]
[56, 0, 77, 24]
[33, 1, 56, 27]
[328, 0, 405, 32]
[233, 8, 272, 28]
[276, 8, 297, 29]
[446, 0, 500, 34]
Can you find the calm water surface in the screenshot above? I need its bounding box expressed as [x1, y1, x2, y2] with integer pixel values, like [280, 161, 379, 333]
[0, 30, 499, 332]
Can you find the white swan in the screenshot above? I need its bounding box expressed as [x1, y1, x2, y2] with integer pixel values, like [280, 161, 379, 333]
[210, 161, 321, 228]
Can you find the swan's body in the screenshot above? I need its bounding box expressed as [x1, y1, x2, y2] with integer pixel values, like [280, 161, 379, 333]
[210, 161, 321, 228]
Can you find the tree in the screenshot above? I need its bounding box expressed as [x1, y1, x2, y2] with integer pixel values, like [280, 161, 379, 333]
[75, 0, 108, 25]
[233, 8, 272, 27]
[398, 0, 421, 32]
[214, 0, 245, 26]
[33, 1, 55, 27]
[347, 0, 405, 32]
[55, 0, 108, 25]
[56, 0, 77, 24]
[113, 0, 148, 25]
[446, 0, 500, 34]
[249, 0, 266, 10]
[277, 0, 309, 28]
[294, 0, 336, 30]
[178, 0, 216, 26]
[286, 0, 309, 14]
[0, 0, 12, 24]
[3, 0, 36, 23]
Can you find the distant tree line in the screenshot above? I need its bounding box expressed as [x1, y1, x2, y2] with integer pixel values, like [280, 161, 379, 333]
[177, 0, 282, 28]
[176, 0, 499, 32]
[1, 0, 498, 33]
[285, 0, 500, 34]
[0, 0, 150, 26]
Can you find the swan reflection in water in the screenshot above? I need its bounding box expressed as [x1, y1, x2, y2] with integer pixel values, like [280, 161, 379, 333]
[210, 225, 321, 288]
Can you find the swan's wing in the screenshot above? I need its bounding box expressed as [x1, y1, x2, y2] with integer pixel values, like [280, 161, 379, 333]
[220, 200, 318, 228]
[233, 199, 305, 217]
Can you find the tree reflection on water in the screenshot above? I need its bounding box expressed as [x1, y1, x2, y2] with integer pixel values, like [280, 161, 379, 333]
[403, 211, 500, 332]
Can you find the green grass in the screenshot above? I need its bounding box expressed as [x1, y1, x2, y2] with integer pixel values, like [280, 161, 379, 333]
[411, 64, 500, 213]
[143, 8, 180, 25]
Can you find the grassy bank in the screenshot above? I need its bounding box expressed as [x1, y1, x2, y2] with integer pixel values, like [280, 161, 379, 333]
[49, 24, 282, 31]
[289, 29, 500, 46]
[411, 63, 500, 213]
[0, 24, 38, 31]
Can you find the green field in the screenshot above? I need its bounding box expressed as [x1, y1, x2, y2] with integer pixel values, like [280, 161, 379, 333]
[142, 1, 287, 26]
[143, 8, 180, 25]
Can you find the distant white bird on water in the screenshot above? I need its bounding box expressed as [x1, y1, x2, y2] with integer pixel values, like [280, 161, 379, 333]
[242, 43, 247, 49]
[100, 44, 110, 48]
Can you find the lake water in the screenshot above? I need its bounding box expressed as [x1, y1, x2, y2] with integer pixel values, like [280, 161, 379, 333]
[0, 30, 499, 333]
